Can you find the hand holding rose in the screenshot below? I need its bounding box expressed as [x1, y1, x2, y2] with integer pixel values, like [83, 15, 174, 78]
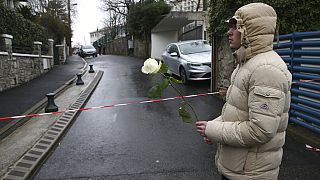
[196, 121, 213, 145]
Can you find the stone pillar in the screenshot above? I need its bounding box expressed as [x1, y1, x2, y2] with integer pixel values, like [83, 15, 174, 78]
[47, 39, 54, 67]
[56, 45, 65, 65]
[47, 39, 54, 56]
[33, 41, 42, 74]
[33, 41, 42, 56]
[1, 34, 13, 59]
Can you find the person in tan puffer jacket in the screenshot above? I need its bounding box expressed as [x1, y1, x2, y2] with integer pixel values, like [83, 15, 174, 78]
[196, 3, 292, 180]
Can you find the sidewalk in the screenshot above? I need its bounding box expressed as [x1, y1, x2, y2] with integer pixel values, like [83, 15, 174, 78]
[0, 55, 87, 138]
[0, 56, 103, 179]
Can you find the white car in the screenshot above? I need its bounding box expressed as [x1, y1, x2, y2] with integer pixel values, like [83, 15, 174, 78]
[162, 40, 212, 84]
[79, 45, 97, 58]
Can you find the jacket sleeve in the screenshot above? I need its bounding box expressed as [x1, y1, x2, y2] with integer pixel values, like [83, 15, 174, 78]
[205, 65, 288, 147]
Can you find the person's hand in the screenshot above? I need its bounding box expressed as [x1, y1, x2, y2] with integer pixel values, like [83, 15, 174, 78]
[204, 137, 213, 145]
[218, 87, 227, 96]
[196, 121, 214, 145]
[196, 121, 208, 137]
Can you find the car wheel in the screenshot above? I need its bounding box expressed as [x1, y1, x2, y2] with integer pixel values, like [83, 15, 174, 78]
[180, 67, 189, 85]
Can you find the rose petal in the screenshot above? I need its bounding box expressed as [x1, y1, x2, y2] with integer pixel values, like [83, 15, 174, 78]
[142, 58, 160, 74]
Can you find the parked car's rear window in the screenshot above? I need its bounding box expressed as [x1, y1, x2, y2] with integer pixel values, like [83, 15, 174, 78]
[83, 45, 95, 49]
[178, 41, 211, 55]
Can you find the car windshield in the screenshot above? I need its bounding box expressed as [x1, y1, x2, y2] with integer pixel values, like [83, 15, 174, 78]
[178, 41, 211, 55]
[83, 45, 95, 49]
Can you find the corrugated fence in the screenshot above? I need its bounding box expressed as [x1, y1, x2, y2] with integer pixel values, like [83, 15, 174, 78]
[274, 31, 320, 134]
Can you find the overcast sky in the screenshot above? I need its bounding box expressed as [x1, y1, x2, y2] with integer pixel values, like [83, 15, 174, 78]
[72, 0, 105, 46]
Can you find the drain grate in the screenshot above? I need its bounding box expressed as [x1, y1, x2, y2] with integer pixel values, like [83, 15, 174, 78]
[2, 71, 103, 180]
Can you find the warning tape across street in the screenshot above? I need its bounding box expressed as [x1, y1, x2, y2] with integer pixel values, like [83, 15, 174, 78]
[0, 92, 220, 121]
[292, 78, 320, 85]
[0, 77, 318, 121]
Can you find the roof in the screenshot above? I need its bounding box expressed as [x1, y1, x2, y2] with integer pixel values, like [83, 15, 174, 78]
[151, 11, 205, 33]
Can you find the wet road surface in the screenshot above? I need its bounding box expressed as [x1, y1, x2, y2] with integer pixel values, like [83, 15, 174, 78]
[34, 55, 320, 180]
[35, 55, 223, 179]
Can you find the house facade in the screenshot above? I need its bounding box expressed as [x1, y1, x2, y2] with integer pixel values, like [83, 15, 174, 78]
[90, 26, 126, 46]
[166, 0, 204, 12]
[150, 0, 208, 59]
[90, 29, 105, 45]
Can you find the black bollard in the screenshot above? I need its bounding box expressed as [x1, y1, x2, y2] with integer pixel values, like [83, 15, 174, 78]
[89, 64, 95, 73]
[76, 73, 84, 85]
[45, 93, 58, 113]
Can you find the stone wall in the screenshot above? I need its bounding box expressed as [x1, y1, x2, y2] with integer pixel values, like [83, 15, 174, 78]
[0, 34, 54, 92]
[104, 37, 150, 59]
[105, 37, 128, 56]
[133, 38, 150, 59]
[215, 36, 236, 90]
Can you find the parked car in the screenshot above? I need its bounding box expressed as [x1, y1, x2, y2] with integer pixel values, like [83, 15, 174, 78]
[79, 45, 97, 58]
[162, 40, 212, 84]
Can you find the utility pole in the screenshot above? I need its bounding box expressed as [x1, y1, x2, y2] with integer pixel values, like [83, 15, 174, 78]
[67, 0, 77, 55]
[67, 0, 72, 56]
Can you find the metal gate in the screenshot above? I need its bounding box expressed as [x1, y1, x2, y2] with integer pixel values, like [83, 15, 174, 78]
[179, 25, 203, 41]
[274, 31, 320, 134]
[53, 46, 59, 65]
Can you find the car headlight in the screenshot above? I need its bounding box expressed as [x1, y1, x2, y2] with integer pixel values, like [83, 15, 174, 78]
[187, 63, 202, 67]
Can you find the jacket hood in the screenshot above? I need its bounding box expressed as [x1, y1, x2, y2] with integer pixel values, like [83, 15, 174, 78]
[229, 3, 277, 63]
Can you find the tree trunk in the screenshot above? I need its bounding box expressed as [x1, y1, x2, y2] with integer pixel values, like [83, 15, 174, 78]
[144, 32, 149, 59]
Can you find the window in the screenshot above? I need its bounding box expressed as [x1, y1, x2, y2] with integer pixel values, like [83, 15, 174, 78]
[167, 45, 178, 54]
[178, 41, 211, 55]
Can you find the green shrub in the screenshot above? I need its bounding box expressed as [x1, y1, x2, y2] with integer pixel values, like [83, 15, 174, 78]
[209, 0, 320, 36]
[36, 12, 67, 46]
[0, 4, 50, 53]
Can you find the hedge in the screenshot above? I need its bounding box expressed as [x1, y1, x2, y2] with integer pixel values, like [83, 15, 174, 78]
[0, 4, 50, 54]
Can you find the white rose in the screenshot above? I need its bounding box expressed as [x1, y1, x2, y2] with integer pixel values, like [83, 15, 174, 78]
[141, 58, 162, 74]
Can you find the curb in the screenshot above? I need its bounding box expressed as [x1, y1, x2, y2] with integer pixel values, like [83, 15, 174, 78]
[0, 58, 88, 140]
[2, 71, 104, 180]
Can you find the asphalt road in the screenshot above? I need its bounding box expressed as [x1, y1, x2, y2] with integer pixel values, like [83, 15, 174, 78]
[34, 55, 320, 180]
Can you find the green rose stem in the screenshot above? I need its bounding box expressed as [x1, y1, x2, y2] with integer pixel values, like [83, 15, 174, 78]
[160, 72, 199, 122]
[142, 58, 198, 123]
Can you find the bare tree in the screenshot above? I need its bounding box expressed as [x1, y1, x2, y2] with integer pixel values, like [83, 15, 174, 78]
[99, 0, 136, 39]
[27, 0, 48, 13]
[100, 0, 132, 16]
[196, 0, 200, 11]
[99, 0, 135, 26]
[47, 0, 67, 18]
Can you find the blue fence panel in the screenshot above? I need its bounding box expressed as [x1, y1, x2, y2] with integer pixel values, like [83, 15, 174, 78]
[274, 31, 320, 134]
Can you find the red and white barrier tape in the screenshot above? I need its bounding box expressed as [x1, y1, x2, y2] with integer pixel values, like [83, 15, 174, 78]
[305, 144, 320, 152]
[0, 92, 219, 121]
[292, 78, 320, 85]
[0, 77, 318, 121]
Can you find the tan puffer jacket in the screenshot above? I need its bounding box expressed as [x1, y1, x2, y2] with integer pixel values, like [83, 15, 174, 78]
[205, 3, 292, 180]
